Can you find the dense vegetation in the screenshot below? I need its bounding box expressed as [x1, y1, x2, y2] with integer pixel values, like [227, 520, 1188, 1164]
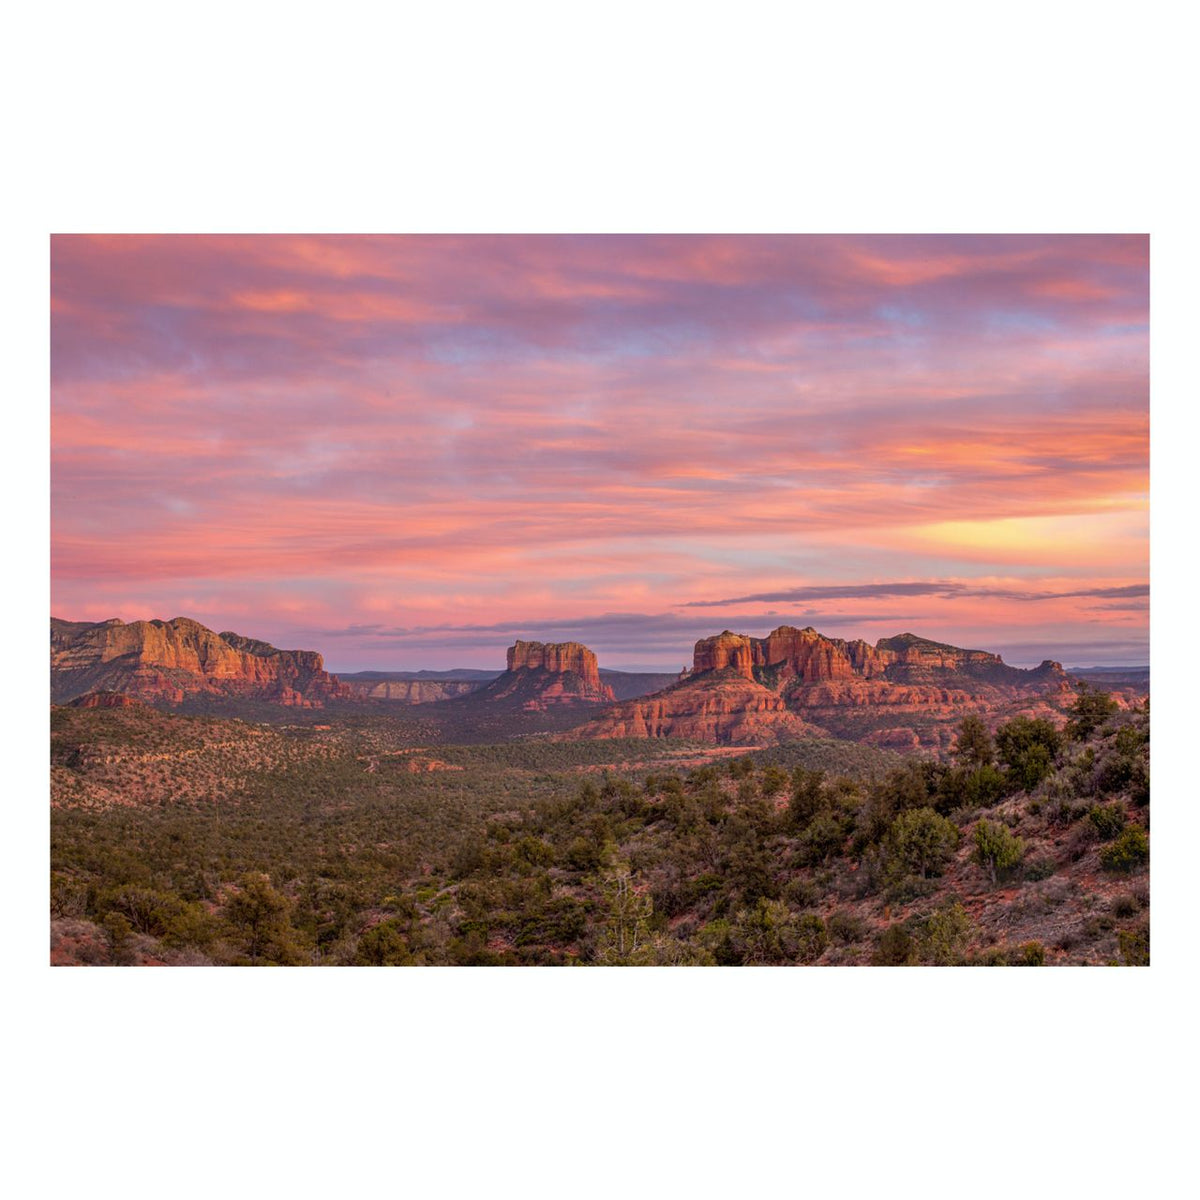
[50, 688, 1148, 965]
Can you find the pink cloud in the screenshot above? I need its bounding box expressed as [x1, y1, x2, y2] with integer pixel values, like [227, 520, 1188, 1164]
[51, 235, 1148, 669]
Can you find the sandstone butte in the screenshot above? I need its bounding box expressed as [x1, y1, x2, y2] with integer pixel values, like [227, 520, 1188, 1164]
[50, 617, 351, 708]
[470, 640, 616, 708]
[570, 625, 1074, 748]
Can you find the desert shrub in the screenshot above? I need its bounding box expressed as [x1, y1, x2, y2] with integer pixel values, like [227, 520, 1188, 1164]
[515, 895, 589, 948]
[1100, 826, 1149, 873]
[163, 901, 219, 950]
[1044, 798, 1085, 827]
[1095, 751, 1136, 796]
[446, 931, 504, 966]
[102, 911, 135, 965]
[1022, 856, 1056, 882]
[759, 765, 790, 797]
[1066, 686, 1119, 741]
[885, 807, 959, 880]
[1111, 894, 1139, 919]
[918, 901, 972, 965]
[1012, 941, 1046, 966]
[972, 820, 1025, 884]
[1117, 923, 1149, 966]
[1087, 803, 1127, 841]
[873, 923, 917, 966]
[936, 764, 1005, 813]
[50, 872, 87, 918]
[789, 767, 827, 827]
[798, 811, 849, 866]
[515, 837, 556, 868]
[728, 756, 755, 780]
[222, 873, 305, 965]
[736, 776, 760, 804]
[564, 836, 605, 873]
[782, 877, 821, 909]
[726, 899, 794, 964]
[827, 910, 868, 945]
[955, 715, 995, 769]
[95, 884, 185, 938]
[794, 914, 829, 964]
[971, 946, 1011, 966]
[962, 765, 1007, 809]
[995, 717, 1062, 791]
[1129, 758, 1150, 807]
[356, 919, 414, 965]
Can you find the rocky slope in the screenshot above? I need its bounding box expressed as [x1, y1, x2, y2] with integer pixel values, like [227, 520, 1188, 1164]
[573, 625, 1073, 749]
[51, 617, 351, 707]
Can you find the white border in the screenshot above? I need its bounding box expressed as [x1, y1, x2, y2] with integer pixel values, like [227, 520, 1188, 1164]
[5, 3, 1194, 1197]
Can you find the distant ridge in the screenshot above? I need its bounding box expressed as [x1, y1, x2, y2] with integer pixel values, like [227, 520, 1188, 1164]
[51, 616, 350, 708]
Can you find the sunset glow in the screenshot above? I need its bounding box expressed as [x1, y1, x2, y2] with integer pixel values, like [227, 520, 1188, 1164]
[51, 234, 1149, 670]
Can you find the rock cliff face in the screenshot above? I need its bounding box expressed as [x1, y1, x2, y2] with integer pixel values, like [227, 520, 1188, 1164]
[346, 679, 487, 704]
[51, 617, 351, 707]
[473, 640, 615, 708]
[573, 625, 1072, 747]
[507, 641, 606, 692]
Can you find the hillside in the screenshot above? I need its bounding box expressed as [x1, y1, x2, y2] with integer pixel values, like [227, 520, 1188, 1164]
[50, 688, 1148, 965]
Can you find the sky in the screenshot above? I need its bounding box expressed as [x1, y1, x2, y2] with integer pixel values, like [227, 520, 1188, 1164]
[50, 234, 1148, 671]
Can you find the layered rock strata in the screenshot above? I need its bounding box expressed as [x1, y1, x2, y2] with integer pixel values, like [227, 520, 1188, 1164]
[51, 617, 350, 707]
[573, 625, 1071, 746]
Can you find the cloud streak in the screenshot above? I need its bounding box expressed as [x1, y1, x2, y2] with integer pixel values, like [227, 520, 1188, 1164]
[51, 235, 1148, 669]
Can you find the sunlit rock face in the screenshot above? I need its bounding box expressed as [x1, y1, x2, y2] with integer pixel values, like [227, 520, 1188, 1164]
[574, 626, 1073, 748]
[50, 617, 351, 707]
[468, 640, 616, 708]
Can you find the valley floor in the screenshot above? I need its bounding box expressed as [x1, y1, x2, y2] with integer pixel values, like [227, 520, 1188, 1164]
[49, 695, 1149, 966]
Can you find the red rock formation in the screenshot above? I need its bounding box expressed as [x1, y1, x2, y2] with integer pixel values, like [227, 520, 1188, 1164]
[571, 673, 827, 744]
[574, 624, 1074, 749]
[50, 617, 351, 707]
[692, 631, 757, 679]
[507, 641, 606, 692]
[346, 679, 487, 704]
[477, 641, 615, 706]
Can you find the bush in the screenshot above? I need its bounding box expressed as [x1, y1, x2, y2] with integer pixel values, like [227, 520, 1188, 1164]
[564, 836, 605, 873]
[885, 807, 960, 880]
[973, 820, 1025, 884]
[1012, 941, 1046, 966]
[789, 767, 827, 827]
[1066, 685, 1119, 741]
[955, 715, 995, 769]
[759, 765, 790, 797]
[1100, 826, 1149, 873]
[873, 923, 917, 966]
[1117, 923, 1149, 966]
[799, 811, 848, 866]
[1022, 856, 1056, 882]
[794, 914, 829, 964]
[827, 910, 868, 945]
[102, 911, 135, 965]
[356, 919, 414, 966]
[995, 717, 1062, 791]
[1087, 803, 1126, 841]
[918, 901, 972, 965]
[1096, 753, 1135, 796]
